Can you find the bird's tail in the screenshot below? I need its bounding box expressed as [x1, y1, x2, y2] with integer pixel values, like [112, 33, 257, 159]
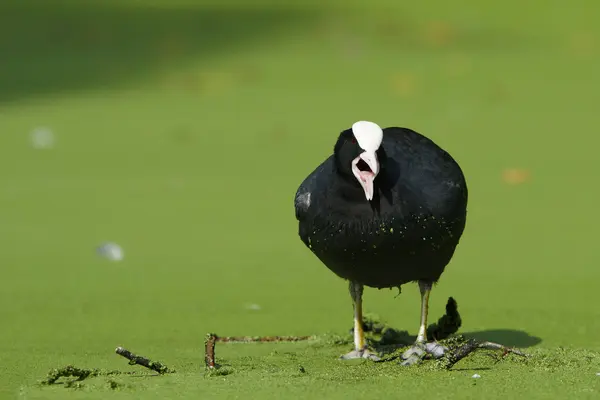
[426, 297, 462, 341]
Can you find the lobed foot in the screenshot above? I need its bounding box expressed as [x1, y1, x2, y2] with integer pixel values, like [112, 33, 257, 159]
[340, 348, 381, 361]
[400, 342, 447, 366]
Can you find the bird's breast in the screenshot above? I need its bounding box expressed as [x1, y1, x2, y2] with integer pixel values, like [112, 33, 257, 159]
[302, 212, 463, 258]
[299, 211, 466, 287]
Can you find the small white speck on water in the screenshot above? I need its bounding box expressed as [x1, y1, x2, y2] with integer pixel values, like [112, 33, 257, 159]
[472, 374, 481, 379]
[96, 242, 124, 261]
[596, 372, 600, 376]
[245, 303, 261, 311]
[30, 126, 55, 149]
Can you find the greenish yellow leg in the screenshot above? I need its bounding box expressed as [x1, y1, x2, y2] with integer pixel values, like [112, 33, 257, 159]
[400, 281, 447, 366]
[416, 281, 432, 343]
[351, 282, 366, 350]
[340, 281, 380, 361]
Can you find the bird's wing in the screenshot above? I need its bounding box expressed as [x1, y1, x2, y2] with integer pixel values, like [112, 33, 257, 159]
[294, 157, 333, 221]
[381, 127, 468, 214]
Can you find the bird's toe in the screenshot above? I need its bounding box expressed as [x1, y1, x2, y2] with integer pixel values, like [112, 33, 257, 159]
[424, 342, 447, 358]
[361, 349, 382, 361]
[399, 354, 422, 366]
[400, 344, 426, 366]
[400, 342, 448, 366]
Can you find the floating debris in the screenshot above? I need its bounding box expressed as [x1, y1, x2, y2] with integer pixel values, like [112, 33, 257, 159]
[502, 168, 531, 185]
[97, 242, 124, 261]
[30, 127, 55, 149]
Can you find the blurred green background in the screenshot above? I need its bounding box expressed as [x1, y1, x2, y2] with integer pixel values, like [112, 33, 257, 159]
[1, 0, 599, 398]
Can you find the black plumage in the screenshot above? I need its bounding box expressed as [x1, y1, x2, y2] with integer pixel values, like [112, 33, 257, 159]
[295, 126, 467, 287]
[294, 122, 468, 362]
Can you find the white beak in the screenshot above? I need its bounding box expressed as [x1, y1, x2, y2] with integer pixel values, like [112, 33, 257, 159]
[352, 151, 379, 201]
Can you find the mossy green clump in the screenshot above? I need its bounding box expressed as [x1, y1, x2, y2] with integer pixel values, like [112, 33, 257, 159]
[518, 347, 600, 371]
[42, 366, 103, 385]
[437, 334, 469, 348]
[106, 379, 131, 390]
[63, 380, 86, 390]
[41, 366, 138, 386]
[40, 367, 134, 392]
[206, 367, 234, 377]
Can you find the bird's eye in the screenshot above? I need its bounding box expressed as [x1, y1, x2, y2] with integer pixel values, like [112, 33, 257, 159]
[350, 137, 357, 144]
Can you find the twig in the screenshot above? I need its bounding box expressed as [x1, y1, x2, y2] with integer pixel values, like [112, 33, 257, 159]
[115, 347, 174, 374]
[443, 338, 479, 368]
[443, 339, 528, 369]
[478, 341, 527, 357]
[216, 335, 312, 343]
[205, 334, 217, 369]
[204, 333, 312, 369]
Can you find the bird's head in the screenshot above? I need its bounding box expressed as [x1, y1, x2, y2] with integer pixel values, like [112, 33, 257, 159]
[334, 121, 384, 201]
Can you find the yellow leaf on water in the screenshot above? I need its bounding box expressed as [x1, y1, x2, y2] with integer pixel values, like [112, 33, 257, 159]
[423, 21, 456, 48]
[390, 73, 416, 97]
[502, 168, 531, 185]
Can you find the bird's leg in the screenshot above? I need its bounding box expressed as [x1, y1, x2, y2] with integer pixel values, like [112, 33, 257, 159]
[400, 281, 448, 366]
[416, 280, 431, 344]
[340, 281, 380, 361]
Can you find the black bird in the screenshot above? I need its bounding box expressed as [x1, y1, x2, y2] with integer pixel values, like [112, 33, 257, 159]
[294, 121, 468, 363]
